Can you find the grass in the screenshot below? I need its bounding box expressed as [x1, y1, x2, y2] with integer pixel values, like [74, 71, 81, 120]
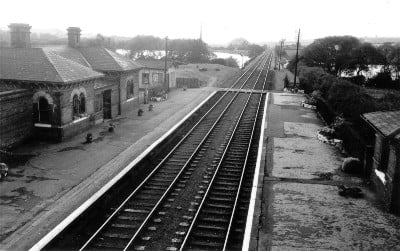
[174, 64, 240, 87]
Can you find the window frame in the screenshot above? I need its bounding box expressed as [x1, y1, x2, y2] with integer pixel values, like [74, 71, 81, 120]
[142, 73, 150, 85]
[126, 80, 134, 99]
[94, 93, 103, 112]
[37, 97, 51, 123]
[72, 93, 87, 120]
[79, 93, 86, 114]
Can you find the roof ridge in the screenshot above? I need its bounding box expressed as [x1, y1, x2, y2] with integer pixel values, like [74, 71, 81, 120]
[75, 48, 92, 68]
[41, 49, 64, 83]
[44, 50, 103, 83]
[388, 127, 400, 137]
[104, 48, 124, 71]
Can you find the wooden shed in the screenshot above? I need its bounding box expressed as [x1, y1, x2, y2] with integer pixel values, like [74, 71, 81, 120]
[362, 111, 400, 215]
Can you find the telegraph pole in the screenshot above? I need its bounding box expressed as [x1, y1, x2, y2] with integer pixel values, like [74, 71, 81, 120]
[278, 39, 285, 70]
[164, 36, 169, 92]
[293, 29, 300, 88]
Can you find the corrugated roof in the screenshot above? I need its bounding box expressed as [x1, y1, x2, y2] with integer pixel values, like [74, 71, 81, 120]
[0, 48, 103, 83]
[79, 47, 142, 72]
[135, 59, 173, 70]
[362, 110, 400, 138]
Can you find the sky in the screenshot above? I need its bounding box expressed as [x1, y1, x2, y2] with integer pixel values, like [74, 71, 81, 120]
[0, 0, 399, 45]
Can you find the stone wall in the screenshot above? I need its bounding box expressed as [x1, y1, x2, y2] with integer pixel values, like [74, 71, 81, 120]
[0, 89, 33, 148]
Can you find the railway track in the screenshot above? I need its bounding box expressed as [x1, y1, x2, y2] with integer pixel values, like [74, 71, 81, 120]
[44, 51, 272, 251]
[232, 52, 271, 90]
[180, 89, 266, 251]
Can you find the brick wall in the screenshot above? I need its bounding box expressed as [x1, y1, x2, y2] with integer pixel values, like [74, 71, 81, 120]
[138, 69, 164, 89]
[59, 82, 95, 125]
[31, 81, 97, 141]
[0, 89, 33, 148]
[61, 117, 92, 139]
[120, 71, 140, 115]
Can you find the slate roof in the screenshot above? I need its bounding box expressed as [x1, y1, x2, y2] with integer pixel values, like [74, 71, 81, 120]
[79, 47, 142, 72]
[135, 59, 173, 70]
[42, 46, 91, 67]
[0, 48, 103, 83]
[362, 110, 400, 139]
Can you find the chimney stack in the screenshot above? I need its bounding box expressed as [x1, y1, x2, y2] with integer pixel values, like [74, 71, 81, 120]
[9, 23, 31, 48]
[67, 27, 81, 48]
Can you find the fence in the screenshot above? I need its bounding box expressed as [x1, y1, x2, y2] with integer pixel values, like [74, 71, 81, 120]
[176, 78, 200, 88]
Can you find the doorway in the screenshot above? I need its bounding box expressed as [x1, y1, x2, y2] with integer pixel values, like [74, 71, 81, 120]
[103, 90, 112, 119]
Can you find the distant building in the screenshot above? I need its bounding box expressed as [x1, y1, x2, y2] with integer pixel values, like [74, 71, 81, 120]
[362, 111, 400, 215]
[135, 59, 175, 91]
[0, 24, 142, 146]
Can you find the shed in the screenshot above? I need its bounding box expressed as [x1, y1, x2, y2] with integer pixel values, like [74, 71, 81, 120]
[362, 110, 400, 215]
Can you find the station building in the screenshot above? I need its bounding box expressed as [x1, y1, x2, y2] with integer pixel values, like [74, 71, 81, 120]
[0, 24, 143, 147]
[135, 59, 175, 91]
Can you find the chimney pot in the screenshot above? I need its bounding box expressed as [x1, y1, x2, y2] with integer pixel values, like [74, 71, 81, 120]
[8, 23, 31, 48]
[67, 27, 81, 48]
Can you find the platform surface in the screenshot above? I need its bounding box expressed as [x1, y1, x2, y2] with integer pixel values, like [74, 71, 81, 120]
[253, 92, 400, 250]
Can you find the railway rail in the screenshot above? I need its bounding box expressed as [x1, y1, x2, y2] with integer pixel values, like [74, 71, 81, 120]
[43, 51, 272, 251]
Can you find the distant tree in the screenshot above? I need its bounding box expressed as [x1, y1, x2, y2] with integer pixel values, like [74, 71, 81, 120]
[81, 33, 116, 49]
[274, 44, 288, 58]
[248, 44, 264, 58]
[210, 58, 227, 65]
[377, 43, 395, 73]
[367, 71, 396, 88]
[389, 44, 400, 79]
[224, 57, 239, 67]
[169, 39, 210, 63]
[302, 36, 361, 76]
[348, 43, 381, 76]
[228, 38, 250, 50]
[210, 57, 239, 68]
[127, 35, 164, 57]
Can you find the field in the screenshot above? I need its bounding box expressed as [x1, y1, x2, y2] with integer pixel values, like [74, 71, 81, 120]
[174, 64, 241, 87]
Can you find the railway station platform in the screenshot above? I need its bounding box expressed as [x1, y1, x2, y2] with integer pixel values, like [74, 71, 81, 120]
[249, 92, 400, 250]
[0, 87, 217, 250]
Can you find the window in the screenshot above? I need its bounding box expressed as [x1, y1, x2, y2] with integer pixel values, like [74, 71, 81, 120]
[79, 93, 86, 113]
[126, 80, 134, 99]
[73, 94, 80, 117]
[94, 93, 103, 112]
[36, 97, 51, 123]
[142, 73, 149, 84]
[72, 93, 86, 119]
[152, 73, 163, 83]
